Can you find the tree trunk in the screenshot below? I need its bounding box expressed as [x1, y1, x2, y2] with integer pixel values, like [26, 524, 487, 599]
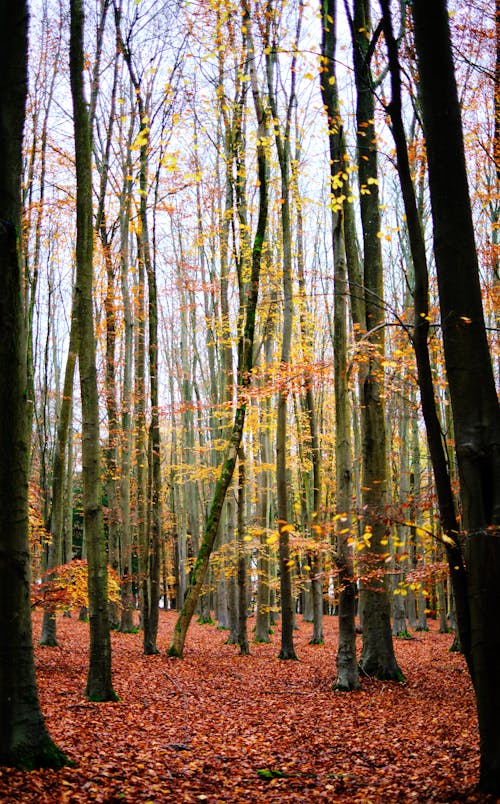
[40, 293, 78, 646]
[321, 0, 360, 691]
[237, 450, 250, 655]
[350, 0, 402, 681]
[118, 138, 135, 633]
[0, 1, 67, 768]
[412, 0, 500, 792]
[70, 0, 116, 702]
[254, 313, 275, 643]
[263, 1, 301, 662]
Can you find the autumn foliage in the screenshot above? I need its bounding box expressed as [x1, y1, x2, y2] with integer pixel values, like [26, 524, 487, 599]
[0, 610, 493, 803]
[31, 560, 122, 613]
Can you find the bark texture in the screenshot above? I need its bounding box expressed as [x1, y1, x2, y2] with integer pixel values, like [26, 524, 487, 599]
[0, 1, 66, 769]
[412, 0, 500, 792]
[70, 0, 116, 701]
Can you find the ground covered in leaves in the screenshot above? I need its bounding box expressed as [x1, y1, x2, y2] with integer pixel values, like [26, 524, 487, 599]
[0, 611, 494, 803]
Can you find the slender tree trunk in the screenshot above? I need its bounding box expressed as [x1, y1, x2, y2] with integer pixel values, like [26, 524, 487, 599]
[119, 140, 135, 633]
[321, 0, 360, 690]
[40, 293, 78, 646]
[70, 0, 116, 702]
[263, 1, 301, 662]
[237, 450, 250, 655]
[254, 306, 276, 643]
[293, 136, 323, 644]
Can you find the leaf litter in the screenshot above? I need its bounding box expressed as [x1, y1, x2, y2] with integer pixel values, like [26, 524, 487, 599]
[0, 611, 495, 803]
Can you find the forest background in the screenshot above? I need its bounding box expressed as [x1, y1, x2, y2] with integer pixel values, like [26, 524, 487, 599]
[1, 0, 499, 799]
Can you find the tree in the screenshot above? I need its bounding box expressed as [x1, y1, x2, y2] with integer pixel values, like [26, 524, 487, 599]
[39, 291, 78, 646]
[320, 0, 360, 691]
[0, 0, 66, 770]
[347, 0, 402, 681]
[70, 0, 116, 701]
[168, 2, 269, 658]
[263, 0, 302, 662]
[411, 0, 500, 793]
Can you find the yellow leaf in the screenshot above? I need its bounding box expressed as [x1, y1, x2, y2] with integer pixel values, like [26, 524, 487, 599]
[131, 127, 150, 150]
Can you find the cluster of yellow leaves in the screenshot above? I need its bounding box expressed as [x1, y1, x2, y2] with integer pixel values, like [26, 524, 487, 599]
[31, 560, 122, 613]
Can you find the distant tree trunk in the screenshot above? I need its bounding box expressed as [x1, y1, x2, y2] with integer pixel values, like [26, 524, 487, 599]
[144, 203, 162, 654]
[254, 306, 276, 643]
[412, 0, 500, 792]
[118, 138, 135, 633]
[0, 0, 67, 769]
[115, 1, 161, 654]
[392, 369, 410, 637]
[64, 402, 75, 566]
[293, 134, 323, 645]
[40, 293, 78, 646]
[70, 0, 116, 701]
[321, 0, 360, 691]
[237, 450, 250, 655]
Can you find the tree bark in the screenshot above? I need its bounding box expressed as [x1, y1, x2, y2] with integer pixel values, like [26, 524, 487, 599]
[263, 0, 301, 662]
[70, 0, 116, 702]
[40, 292, 78, 646]
[321, 0, 360, 691]
[412, 0, 500, 792]
[349, 0, 402, 681]
[0, 0, 67, 769]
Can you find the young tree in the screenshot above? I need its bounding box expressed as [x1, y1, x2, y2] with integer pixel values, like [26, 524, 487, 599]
[0, 0, 66, 769]
[411, 0, 500, 793]
[70, 0, 116, 701]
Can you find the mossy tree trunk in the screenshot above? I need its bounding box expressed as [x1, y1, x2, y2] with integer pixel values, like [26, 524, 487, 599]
[0, 0, 67, 769]
[70, 0, 116, 702]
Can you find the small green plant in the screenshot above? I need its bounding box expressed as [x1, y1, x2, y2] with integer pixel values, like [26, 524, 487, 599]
[257, 769, 285, 780]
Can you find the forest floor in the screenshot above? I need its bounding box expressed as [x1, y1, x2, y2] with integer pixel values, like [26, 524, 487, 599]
[0, 611, 496, 804]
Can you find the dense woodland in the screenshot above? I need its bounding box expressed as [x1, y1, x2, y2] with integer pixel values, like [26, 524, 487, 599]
[0, 0, 500, 799]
